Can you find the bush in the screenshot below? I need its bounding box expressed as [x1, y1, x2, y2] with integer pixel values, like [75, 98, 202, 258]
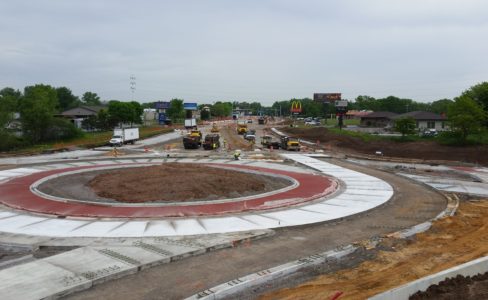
[44, 118, 83, 141]
[0, 131, 28, 151]
[437, 130, 488, 146]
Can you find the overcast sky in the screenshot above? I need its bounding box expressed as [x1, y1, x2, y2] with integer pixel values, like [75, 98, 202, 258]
[1, 0, 487, 105]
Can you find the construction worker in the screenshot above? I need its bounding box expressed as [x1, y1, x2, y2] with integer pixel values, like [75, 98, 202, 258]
[233, 150, 241, 160]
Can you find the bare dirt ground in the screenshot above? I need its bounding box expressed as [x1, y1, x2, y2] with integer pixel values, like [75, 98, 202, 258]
[282, 127, 488, 166]
[88, 163, 290, 203]
[220, 124, 254, 151]
[261, 199, 488, 300]
[411, 272, 488, 299]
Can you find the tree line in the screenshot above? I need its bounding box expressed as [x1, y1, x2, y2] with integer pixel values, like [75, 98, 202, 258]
[0, 84, 143, 151]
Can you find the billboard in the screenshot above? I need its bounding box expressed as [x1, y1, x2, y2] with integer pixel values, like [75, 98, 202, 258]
[155, 101, 170, 109]
[335, 100, 348, 107]
[314, 93, 341, 103]
[184, 102, 198, 111]
[290, 100, 302, 113]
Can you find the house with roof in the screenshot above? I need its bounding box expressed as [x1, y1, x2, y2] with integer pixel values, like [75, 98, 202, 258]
[360, 111, 398, 127]
[59, 106, 106, 128]
[392, 111, 447, 131]
[345, 110, 373, 120]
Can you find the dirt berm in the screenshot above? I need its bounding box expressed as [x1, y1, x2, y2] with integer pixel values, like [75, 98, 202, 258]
[282, 127, 488, 165]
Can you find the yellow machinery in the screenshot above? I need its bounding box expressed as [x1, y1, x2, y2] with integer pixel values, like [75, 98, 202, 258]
[237, 120, 248, 135]
[211, 123, 219, 133]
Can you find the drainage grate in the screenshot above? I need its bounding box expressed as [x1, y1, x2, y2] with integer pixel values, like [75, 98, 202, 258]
[98, 249, 140, 265]
[153, 237, 206, 249]
[133, 241, 173, 256]
[81, 265, 121, 280]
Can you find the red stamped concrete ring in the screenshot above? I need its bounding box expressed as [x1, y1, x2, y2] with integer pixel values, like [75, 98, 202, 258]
[0, 163, 337, 218]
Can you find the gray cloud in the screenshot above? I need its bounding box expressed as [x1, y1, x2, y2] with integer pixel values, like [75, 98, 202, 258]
[0, 0, 487, 104]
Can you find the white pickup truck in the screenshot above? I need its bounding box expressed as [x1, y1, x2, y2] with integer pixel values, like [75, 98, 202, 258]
[109, 128, 139, 147]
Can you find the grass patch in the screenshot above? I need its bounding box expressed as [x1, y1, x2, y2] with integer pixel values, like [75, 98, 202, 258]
[1, 126, 174, 155]
[437, 130, 488, 146]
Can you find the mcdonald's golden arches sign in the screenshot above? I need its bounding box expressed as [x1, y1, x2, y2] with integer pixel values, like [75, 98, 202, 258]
[290, 100, 302, 113]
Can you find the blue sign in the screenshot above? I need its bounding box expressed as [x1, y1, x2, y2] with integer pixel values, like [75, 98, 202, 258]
[184, 102, 198, 111]
[158, 113, 167, 124]
[155, 101, 170, 109]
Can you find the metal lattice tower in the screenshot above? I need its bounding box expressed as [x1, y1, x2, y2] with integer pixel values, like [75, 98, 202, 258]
[130, 74, 136, 101]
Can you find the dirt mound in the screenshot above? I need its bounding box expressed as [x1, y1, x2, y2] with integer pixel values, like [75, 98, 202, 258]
[261, 200, 488, 299]
[88, 163, 290, 203]
[283, 127, 488, 165]
[410, 273, 488, 300]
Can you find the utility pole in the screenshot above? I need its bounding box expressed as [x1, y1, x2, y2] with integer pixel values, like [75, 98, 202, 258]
[130, 74, 136, 101]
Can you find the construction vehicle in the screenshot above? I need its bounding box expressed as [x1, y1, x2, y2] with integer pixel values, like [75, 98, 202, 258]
[184, 118, 198, 129]
[109, 128, 139, 147]
[244, 129, 256, 142]
[258, 117, 265, 125]
[260, 135, 280, 149]
[182, 130, 202, 149]
[202, 134, 220, 150]
[236, 120, 248, 135]
[211, 123, 219, 133]
[280, 136, 301, 151]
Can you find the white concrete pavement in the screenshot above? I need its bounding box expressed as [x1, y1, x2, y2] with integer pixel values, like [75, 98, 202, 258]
[0, 231, 271, 300]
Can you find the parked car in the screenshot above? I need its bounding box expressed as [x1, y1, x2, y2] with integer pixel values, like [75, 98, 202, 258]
[305, 120, 320, 126]
[421, 129, 438, 137]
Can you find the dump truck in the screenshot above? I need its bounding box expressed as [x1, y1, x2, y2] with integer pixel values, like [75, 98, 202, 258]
[202, 134, 220, 150]
[260, 135, 280, 149]
[237, 120, 248, 135]
[182, 130, 202, 149]
[109, 128, 139, 147]
[280, 136, 301, 151]
[211, 123, 219, 133]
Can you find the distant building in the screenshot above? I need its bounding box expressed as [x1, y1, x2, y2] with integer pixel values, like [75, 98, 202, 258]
[393, 111, 447, 131]
[345, 110, 373, 120]
[360, 112, 398, 127]
[60, 106, 106, 128]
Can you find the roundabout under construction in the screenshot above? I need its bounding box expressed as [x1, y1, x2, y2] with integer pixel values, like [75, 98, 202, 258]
[1, 123, 486, 300]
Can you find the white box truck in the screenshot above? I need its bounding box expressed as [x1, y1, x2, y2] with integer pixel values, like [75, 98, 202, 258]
[184, 118, 197, 129]
[109, 128, 139, 146]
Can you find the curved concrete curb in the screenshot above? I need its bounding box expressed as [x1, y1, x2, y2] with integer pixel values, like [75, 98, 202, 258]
[369, 255, 488, 300]
[185, 245, 357, 300]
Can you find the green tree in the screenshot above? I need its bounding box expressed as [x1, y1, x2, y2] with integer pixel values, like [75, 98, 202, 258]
[0, 87, 21, 129]
[167, 98, 185, 121]
[107, 101, 135, 127]
[128, 101, 143, 125]
[81, 92, 102, 106]
[461, 82, 488, 112]
[448, 96, 486, 142]
[200, 108, 210, 120]
[430, 99, 453, 114]
[96, 109, 112, 130]
[20, 84, 59, 142]
[211, 101, 232, 117]
[56, 87, 80, 112]
[394, 117, 416, 137]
